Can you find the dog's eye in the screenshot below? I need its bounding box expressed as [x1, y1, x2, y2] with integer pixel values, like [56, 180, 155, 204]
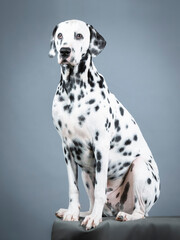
[76, 33, 83, 40]
[57, 33, 63, 39]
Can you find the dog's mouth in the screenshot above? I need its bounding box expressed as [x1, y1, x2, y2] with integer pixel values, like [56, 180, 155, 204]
[61, 59, 69, 65]
[59, 55, 72, 65]
[59, 57, 78, 67]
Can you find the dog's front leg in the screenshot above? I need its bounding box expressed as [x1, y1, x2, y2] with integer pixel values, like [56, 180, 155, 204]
[56, 144, 80, 221]
[82, 140, 109, 229]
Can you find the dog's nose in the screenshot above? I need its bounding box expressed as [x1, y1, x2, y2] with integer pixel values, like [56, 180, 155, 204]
[60, 47, 71, 58]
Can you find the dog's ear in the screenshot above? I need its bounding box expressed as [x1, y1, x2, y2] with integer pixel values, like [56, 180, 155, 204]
[49, 25, 58, 58]
[88, 24, 106, 57]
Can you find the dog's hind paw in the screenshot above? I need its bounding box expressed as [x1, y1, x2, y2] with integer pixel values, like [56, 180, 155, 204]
[116, 211, 145, 221]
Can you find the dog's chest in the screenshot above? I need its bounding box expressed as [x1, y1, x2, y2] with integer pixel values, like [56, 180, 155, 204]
[52, 90, 97, 169]
[52, 88, 92, 141]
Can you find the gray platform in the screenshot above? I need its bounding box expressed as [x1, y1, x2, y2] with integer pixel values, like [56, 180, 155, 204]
[51, 216, 180, 240]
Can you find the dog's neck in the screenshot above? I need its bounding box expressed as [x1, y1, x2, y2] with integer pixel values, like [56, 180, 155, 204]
[59, 52, 101, 94]
[59, 52, 107, 96]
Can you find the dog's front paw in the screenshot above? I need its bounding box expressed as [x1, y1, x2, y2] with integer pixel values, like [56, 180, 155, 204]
[81, 214, 102, 230]
[55, 208, 67, 218]
[63, 208, 79, 221]
[55, 208, 79, 221]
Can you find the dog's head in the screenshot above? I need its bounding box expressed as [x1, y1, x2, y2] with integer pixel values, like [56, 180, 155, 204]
[49, 20, 106, 66]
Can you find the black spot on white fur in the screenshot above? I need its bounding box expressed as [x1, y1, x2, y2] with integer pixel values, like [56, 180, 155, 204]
[96, 151, 102, 160]
[119, 107, 124, 116]
[95, 105, 99, 111]
[78, 115, 85, 125]
[95, 131, 99, 141]
[125, 139, 131, 145]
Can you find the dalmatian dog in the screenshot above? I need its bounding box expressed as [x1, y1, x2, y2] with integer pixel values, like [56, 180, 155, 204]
[49, 19, 160, 230]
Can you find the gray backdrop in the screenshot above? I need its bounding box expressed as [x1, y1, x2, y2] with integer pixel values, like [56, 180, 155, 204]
[1, 0, 180, 239]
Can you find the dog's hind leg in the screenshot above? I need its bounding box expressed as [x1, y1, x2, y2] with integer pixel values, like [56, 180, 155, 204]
[116, 156, 160, 221]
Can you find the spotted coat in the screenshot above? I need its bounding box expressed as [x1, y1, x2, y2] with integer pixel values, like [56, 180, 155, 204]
[49, 20, 160, 230]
